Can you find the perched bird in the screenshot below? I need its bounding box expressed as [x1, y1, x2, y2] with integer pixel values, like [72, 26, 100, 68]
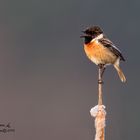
[81, 26, 126, 82]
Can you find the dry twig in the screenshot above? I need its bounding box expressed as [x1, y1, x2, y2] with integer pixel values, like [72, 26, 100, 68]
[90, 66, 106, 140]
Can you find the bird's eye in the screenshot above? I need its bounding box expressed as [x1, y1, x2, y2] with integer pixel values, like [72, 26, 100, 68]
[90, 31, 93, 34]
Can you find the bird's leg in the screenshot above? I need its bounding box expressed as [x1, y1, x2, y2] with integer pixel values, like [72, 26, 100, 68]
[98, 64, 105, 84]
[101, 66, 106, 78]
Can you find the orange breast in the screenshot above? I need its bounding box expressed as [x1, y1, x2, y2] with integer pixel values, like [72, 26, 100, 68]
[84, 41, 117, 65]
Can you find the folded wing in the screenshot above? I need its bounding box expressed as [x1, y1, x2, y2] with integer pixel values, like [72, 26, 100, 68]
[99, 36, 125, 61]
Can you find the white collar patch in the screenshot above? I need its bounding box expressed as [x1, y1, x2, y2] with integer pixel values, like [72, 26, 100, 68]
[91, 34, 103, 43]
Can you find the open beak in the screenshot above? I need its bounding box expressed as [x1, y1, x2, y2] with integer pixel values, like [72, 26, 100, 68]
[80, 30, 86, 38]
[80, 35, 86, 38]
[80, 30, 92, 38]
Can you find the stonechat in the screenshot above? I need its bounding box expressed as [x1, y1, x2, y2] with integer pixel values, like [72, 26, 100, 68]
[81, 26, 126, 82]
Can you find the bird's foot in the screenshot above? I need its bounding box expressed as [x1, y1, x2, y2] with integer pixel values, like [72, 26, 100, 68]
[98, 64, 105, 69]
[98, 64, 106, 78]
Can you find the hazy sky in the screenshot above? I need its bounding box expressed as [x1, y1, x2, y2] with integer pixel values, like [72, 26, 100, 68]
[0, 0, 139, 140]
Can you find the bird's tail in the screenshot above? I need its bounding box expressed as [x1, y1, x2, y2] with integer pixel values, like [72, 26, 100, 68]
[114, 59, 126, 83]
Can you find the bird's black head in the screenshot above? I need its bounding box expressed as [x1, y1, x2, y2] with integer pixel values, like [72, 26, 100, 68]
[83, 26, 103, 36]
[81, 26, 103, 44]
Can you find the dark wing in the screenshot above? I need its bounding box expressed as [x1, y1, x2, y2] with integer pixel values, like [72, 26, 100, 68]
[99, 36, 125, 61]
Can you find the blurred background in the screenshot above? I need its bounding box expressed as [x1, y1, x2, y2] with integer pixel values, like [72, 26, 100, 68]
[0, 0, 139, 140]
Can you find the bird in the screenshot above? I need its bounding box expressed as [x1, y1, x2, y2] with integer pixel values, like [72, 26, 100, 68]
[80, 26, 126, 82]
